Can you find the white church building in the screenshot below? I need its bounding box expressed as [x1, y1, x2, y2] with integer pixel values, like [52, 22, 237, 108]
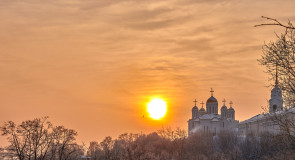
[238, 74, 295, 135]
[188, 89, 239, 135]
[188, 70, 295, 136]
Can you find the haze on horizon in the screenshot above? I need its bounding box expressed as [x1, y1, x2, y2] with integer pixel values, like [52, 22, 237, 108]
[1, 0, 295, 145]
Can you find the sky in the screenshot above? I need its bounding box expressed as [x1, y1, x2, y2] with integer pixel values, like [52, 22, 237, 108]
[1, 0, 295, 146]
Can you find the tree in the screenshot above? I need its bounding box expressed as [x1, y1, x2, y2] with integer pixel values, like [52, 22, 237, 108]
[257, 16, 295, 107]
[100, 136, 114, 160]
[0, 117, 53, 160]
[0, 117, 82, 160]
[156, 126, 187, 140]
[184, 132, 213, 159]
[255, 16, 295, 30]
[267, 110, 295, 150]
[116, 133, 141, 160]
[50, 125, 79, 160]
[87, 141, 102, 160]
[257, 17, 295, 158]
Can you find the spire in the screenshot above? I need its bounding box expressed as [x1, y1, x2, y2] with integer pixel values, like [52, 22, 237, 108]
[222, 98, 226, 106]
[275, 63, 278, 87]
[210, 88, 214, 96]
[193, 99, 197, 106]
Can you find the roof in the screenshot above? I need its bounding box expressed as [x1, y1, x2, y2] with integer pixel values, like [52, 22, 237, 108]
[221, 105, 227, 110]
[199, 114, 220, 120]
[192, 106, 198, 110]
[199, 108, 205, 112]
[207, 96, 217, 103]
[211, 118, 219, 122]
[240, 107, 295, 124]
[229, 107, 235, 111]
[194, 118, 200, 122]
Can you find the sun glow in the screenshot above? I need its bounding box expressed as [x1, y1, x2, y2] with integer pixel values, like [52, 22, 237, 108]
[147, 98, 167, 120]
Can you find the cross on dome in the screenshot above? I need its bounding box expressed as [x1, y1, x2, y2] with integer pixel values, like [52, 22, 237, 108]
[200, 101, 204, 108]
[210, 88, 214, 96]
[229, 101, 233, 107]
[193, 99, 197, 106]
[222, 98, 226, 105]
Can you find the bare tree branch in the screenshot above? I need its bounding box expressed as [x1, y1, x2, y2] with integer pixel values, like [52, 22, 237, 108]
[255, 16, 295, 29]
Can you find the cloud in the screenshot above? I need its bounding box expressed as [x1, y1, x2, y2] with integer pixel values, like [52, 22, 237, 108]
[1, 0, 295, 145]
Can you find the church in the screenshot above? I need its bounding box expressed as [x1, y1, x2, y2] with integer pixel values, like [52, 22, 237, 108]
[188, 69, 295, 136]
[238, 72, 294, 135]
[188, 89, 239, 135]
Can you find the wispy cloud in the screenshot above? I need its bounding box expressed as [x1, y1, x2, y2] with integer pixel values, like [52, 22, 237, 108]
[1, 0, 295, 145]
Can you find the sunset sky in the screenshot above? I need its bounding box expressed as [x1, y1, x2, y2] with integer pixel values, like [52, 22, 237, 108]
[1, 0, 295, 146]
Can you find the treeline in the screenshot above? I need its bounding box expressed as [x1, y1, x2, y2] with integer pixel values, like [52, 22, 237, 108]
[1, 117, 295, 160]
[86, 128, 295, 160]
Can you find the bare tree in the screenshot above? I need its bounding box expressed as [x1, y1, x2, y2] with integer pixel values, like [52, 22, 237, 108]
[0, 117, 53, 160]
[256, 16, 295, 158]
[257, 17, 295, 107]
[87, 141, 101, 160]
[99, 136, 114, 160]
[267, 110, 295, 150]
[157, 126, 187, 140]
[50, 125, 79, 160]
[184, 132, 213, 159]
[1, 117, 82, 160]
[255, 16, 295, 30]
[116, 133, 142, 160]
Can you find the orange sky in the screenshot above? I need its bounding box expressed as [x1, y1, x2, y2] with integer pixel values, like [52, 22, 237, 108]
[1, 0, 295, 146]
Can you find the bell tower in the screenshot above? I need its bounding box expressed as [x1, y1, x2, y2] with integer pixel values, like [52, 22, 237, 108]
[269, 65, 283, 113]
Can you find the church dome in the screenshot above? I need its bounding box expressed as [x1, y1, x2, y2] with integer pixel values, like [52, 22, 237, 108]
[229, 107, 234, 111]
[221, 105, 227, 110]
[192, 106, 198, 110]
[199, 108, 205, 112]
[207, 96, 217, 103]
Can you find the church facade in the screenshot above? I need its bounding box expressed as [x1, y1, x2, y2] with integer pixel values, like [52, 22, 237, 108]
[238, 77, 286, 135]
[188, 89, 239, 135]
[188, 71, 295, 136]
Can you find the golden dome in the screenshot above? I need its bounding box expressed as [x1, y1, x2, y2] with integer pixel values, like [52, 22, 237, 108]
[207, 96, 217, 103]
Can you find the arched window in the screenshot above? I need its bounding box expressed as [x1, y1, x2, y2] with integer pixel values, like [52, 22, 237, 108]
[273, 105, 277, 111]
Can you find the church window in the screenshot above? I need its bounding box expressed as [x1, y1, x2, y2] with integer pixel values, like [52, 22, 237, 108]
[273, 105, 277, 111]
[223, 122, 224, 128]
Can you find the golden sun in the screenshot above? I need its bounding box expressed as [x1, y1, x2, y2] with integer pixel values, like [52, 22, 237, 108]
[147, 98, 167, 120]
